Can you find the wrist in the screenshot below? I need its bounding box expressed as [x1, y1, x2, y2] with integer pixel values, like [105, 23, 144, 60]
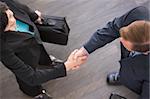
[64, 61, 72, 71]
[81, 47, 89, 56]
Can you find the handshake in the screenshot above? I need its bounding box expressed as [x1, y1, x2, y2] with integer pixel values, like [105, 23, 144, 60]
[64, 47, 89, 71]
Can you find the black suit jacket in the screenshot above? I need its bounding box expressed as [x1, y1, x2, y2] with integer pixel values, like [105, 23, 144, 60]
[0, 0, 67, 86]
[83, 6, 149, 99]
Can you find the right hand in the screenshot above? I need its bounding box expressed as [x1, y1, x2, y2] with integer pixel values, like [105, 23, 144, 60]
[74, 47, 89, 60]
[65, 49, 88, 71]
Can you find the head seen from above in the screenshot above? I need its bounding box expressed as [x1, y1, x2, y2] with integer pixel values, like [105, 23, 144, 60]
[120, 20, 150, 53]
[0, 1, 16, 32]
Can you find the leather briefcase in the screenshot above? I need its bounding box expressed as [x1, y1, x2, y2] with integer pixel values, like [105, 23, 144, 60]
[36, 16, 70, 45]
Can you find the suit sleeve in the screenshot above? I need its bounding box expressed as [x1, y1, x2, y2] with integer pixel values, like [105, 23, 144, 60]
[12, 0, 38, 21]
[83, 6, 149, 54]
[1, 41, 67, 86]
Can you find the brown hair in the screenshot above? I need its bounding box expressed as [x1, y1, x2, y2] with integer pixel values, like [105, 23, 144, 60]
[0, 1, 9, 13]
[0, 1, 9, 33]
[120, 20, 150, 52]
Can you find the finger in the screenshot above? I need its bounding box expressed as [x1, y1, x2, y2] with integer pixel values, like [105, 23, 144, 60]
[74, 53, 78, 60]
[78, 55, 88, 61]
[71, 49, 79, 60]
[74, 66, 80, 70]
[71, 49, 79, 55]
[37, 18, 43, 24]
[72, 66, 80, 70]
[74, 50, 85, 60]
[35, 10, 40, 16]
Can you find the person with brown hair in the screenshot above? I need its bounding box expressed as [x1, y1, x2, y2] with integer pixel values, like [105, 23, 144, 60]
[120, 20, 150, 53]
[74, 6, 149, 99]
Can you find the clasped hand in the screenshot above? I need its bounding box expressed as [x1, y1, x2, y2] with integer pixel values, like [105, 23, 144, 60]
[65, 47, 89, 71]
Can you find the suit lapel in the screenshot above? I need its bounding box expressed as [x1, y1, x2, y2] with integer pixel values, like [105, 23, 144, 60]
[4, 31, 33, 42]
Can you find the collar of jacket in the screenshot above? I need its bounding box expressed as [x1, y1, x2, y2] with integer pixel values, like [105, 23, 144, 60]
[4, 31, 34, 42]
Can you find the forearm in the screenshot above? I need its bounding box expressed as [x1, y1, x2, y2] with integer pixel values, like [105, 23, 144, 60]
[1, 46, 66, 86]
[27, 64, 67, 86]
[83, 6, 149, 54]
[83, 19, 121, 54]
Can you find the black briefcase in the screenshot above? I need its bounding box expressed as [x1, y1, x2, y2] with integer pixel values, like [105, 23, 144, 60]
[36, 16, 70, 45]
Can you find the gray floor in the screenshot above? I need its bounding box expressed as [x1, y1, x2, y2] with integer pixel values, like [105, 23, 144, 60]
[0, 0, 149, 99]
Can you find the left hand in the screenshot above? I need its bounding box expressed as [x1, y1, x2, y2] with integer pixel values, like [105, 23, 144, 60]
[35, 10, 43, 24]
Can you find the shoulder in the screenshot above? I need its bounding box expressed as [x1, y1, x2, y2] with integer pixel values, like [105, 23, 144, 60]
[123, 6, 149, 25]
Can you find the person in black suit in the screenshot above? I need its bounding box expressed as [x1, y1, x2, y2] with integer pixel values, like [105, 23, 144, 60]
[0, 1, 87, 99]
[74, 6, 150, 99]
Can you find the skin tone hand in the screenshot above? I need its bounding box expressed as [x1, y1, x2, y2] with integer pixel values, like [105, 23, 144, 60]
[35, 10, 43, 24]
[65, 49, 88, 71]
[74, 47, 89, 62]
[4, 9, 16, 32]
